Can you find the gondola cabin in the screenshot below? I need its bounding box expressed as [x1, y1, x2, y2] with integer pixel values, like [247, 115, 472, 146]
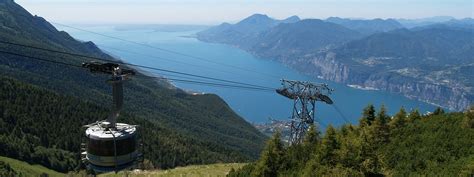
[85, 122, 139, 172]
[80, 62, 142, 173]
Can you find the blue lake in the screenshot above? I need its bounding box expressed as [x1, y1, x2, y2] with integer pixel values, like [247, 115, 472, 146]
[59, 25, 436, 126]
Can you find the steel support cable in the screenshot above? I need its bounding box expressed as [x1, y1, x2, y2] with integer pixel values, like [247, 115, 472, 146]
[331, 104, 352, 124]
[99, 45, 257, 80]
[0, 49, 83, 68]
[0, 50, 274, 92]
[0, 10, 280, 79]
[52, 22, 282, 79]
[136, 74, 274, 92]
[0, 40, 276, 90]
[0, 8, 279, 82]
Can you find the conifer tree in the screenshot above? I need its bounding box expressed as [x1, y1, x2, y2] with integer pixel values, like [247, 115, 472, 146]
[389, 107, 407, 129]
[319, 125, 339, 166]
[462, 106, 474, 128]
[337, 124, 360, 169]
[360, 120, 384, 175]
[407, 109, 422, 122]
[359, 104, 388, 174]
[360, 104, 376, 127]
[302, 125, 339, 177]
[303, 125, 320, 150]
[281, 125, 321, 175]
[433, 107, 445, 115]
[251, 131, 284, 177]
[374, 105, 390, 143]
[377, 105, 390, 125]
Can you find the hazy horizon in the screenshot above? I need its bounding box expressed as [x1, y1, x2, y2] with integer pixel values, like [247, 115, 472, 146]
[14, 0, 473, 25]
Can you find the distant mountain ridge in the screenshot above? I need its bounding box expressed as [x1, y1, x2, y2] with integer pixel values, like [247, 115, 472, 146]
[252, 19, 362, 58]
[197, 14, 300, 47]
[396, 16, 455, 28]
[326, 17, 403, 34]
[196, 14, 474, 110]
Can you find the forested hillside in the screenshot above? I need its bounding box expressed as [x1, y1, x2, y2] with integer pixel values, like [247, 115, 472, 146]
[0, 0, 266, 172]
[0, 77, 256, 172]
[229, 105, 474, 176]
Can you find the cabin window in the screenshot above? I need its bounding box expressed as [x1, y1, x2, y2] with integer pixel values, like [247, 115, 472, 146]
[88, 136, 136, 156]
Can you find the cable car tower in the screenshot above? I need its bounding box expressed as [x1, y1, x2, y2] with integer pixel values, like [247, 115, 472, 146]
[80, 62, 143, 173]
[276, 79, 334, 145]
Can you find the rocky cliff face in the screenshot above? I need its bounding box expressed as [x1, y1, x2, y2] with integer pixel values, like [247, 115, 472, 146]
[276, 53, 472, 111]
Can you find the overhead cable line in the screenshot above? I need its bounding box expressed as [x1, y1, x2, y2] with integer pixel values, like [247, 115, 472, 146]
[99, 45, 254, 79]
[139, 75, 274, 92]
[0, 50, 273, 92]
[0, 9, 276, 81]
[0, 49, 82, 69]
[0, 8, 278, 89]
[52, 22, 282, 79]
[331, 104, 352, 124]
[0, 40, 276, 90]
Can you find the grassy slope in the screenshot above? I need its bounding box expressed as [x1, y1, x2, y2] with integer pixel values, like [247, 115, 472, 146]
[100, 163, 246, 177]
[0, 155, 243, 177]
[0, 156, 64, 177]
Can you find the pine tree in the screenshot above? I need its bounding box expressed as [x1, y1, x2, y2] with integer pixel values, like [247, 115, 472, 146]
[377, 105, 390, 125]
[303, 125, 320, 149]
[337, 124, 360, 170]
[251, 131, 284, 177]
[319, 125, 339, 166]
[360, 120, 384, 175]
[374, 107, 390, 145]
[389, 107, 407, 129]
[433, 107, 445, 115]
[302, 125, 339, 177]
[360, 104, 376, 127]
[280, 126, 320, 175]
[462, 106, 474, 128]
[407, 109, 422, 122]
[360, 106, 385, 175]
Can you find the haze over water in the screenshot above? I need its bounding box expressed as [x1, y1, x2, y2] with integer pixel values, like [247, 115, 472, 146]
[61, 25, 436, 126]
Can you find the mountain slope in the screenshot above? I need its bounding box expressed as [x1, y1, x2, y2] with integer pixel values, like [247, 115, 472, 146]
[0, 156, 64, 177]
[327, 27, 474, 110]
[0, 0, 266, 171]
[196, 14, 300, 48]
[337, 28, 474, 64]
[0, 76, 258, 172]
[252, 19, 361, 58]
[196, 15, 474, 110]
[397, 16, 455, 28]
[326, 17, 403, 35]
[197, 15, 361, 58]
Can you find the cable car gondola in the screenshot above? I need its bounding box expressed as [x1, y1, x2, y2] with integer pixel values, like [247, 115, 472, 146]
[80, 62, 142, 173]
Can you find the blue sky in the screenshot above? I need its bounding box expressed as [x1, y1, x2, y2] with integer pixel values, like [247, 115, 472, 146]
[15, 0, 473, 25]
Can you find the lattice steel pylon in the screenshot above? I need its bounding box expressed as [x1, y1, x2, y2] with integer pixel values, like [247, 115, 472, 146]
[276, 79, 334, 145]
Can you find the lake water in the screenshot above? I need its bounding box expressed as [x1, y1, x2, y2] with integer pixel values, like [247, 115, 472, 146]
[59, 25, 436, 126]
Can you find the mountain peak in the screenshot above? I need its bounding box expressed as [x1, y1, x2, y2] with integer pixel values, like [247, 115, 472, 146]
[239, 14, 273, 24]
[282, 15, 300, 23]
[326, 17, 343, 21]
